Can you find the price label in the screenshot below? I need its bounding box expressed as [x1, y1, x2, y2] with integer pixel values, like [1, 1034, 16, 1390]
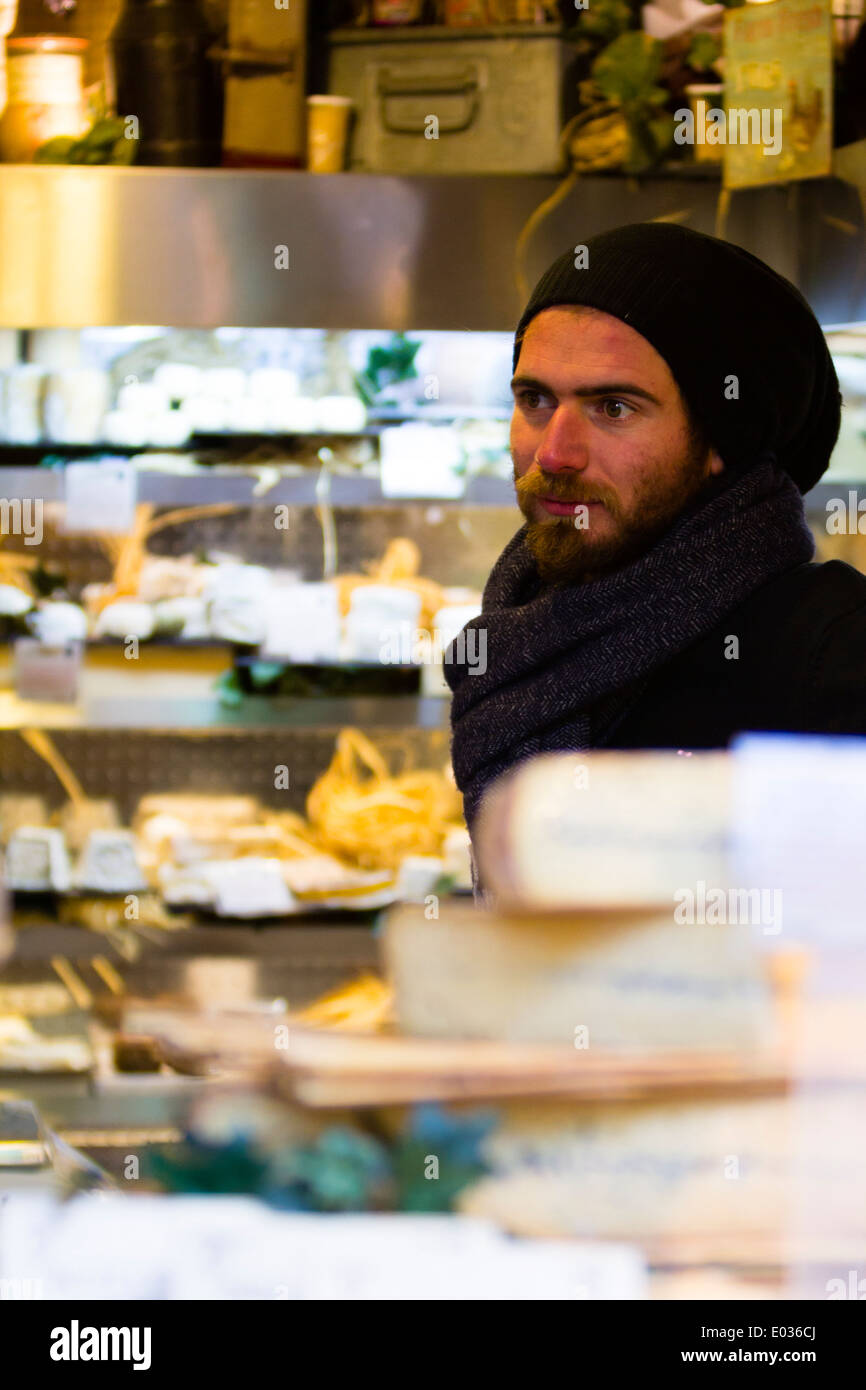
[13, 638, 82, 703]
[380, 424, 466, 499]
[730, 732, 866, 944]
[64, 459, 137, 534]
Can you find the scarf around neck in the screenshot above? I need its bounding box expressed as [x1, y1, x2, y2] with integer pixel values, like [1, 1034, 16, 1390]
[445, 453, 815, 838]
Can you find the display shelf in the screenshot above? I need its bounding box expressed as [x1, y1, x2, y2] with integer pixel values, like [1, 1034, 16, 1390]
[0, 691, 451, 730]
[0, 465, 856, 511]
[0, 407, 510, 457]
[0, 466, 516, 507]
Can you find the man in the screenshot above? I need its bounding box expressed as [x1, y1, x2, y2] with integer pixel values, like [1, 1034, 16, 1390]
[445, 221, 866, 858]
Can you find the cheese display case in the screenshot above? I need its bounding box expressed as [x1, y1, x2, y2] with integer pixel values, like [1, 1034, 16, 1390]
[0, 321, 529, 923]
[2, 163, 866, 1321]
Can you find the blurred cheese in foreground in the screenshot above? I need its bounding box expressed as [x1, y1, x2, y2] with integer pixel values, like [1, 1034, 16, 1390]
[458, 1088, 866, 1253]
[474, 750, 732, 912]
[384, 900, 771, 1050]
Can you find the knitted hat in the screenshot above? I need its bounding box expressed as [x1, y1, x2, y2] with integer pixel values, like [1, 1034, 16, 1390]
[512, 222, 841, 494]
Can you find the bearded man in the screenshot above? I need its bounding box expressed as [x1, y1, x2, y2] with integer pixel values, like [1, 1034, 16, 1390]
[445, 222, 866, 875]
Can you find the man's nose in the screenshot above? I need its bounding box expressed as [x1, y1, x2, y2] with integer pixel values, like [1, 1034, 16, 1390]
[532, 405, 590, 474]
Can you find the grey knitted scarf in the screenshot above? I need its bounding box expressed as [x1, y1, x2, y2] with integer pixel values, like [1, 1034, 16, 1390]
[445, 453, 815, 838]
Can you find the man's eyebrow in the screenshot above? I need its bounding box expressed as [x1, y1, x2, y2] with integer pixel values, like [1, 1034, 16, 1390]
[509, 375, 663, 406]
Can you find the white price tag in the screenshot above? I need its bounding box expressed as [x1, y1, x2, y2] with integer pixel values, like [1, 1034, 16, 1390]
[63, 460, 137, 534]
[13, 638, 81, 703]
[730, 732, 866, 945]
[380, 424, 466, 499]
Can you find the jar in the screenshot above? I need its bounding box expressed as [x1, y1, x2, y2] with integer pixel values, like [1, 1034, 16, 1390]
[440, 0, 489, 24]
[0, 36, 89, 163]
[110, 0, 223, 166]
[372, 0, 425, 22]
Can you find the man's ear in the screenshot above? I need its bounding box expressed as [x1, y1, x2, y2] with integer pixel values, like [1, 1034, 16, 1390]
[708, 448, 725, 476]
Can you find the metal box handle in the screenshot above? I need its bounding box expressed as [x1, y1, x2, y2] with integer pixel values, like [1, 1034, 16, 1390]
[376, 64, 480, 135]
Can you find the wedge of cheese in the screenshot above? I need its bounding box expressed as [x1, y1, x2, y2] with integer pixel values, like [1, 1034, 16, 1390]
[474, 750, 731, 912]
[383, 899, 771, 1051]
[458, 1087, 866, 1258]
[134, 795, 261, 830]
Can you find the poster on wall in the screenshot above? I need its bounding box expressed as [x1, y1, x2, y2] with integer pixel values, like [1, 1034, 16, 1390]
[722, 0, 833, 190]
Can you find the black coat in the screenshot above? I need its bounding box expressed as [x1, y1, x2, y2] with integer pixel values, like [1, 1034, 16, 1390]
[603, 558, 866, 749]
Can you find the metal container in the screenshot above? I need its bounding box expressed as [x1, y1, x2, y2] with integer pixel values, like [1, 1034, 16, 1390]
[109, 0, 223, 166]
[219, 0, 307, 168]
[327, 23, 568, 174]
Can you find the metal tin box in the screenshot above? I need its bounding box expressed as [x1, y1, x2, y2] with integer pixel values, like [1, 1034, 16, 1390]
[328, 24, 569, 174]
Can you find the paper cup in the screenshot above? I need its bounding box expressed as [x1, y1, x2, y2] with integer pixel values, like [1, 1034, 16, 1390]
[684, 84, 724, 164]
[306, 95, 353, 173]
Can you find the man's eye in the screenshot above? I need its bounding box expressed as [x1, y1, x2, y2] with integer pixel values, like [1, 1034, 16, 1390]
[599, 398, 634, 420]
[517, 389, 549, 410]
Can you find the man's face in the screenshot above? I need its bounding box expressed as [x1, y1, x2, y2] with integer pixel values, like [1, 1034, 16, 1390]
[510, 306, 724, 584]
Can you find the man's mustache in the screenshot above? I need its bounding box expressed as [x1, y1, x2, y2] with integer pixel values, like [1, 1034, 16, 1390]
[514, 470, 618, 510]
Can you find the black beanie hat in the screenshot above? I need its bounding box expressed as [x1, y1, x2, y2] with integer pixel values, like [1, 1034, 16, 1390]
[512, 222, 841, 494]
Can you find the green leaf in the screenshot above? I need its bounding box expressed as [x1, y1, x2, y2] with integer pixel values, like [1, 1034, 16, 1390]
[572, 0, 632, 46]
[622, 109, 675, 175]
[356, 333, 422, 401]
[392, 1104, 496, 1213]
[110, 136, 138, 166]
[688, 32, 721, 72]
[85, 117, 127, 147]
[248, 661, 284, 690]
[648, 111, 676, 155]
[278, 1127, 392, 1212]
[33, 136, 77, 164]
[592, 32, 664, 107]
[213, 670, 244, 707]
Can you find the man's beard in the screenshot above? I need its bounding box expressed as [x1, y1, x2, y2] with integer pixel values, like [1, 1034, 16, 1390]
[513, 440, 713, 585]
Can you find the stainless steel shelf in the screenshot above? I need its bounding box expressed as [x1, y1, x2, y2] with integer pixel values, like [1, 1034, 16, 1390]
[0, 166, 817, 330]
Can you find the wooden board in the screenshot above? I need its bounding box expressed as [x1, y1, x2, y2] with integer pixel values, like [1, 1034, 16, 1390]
[124, 1000, 793, 1106]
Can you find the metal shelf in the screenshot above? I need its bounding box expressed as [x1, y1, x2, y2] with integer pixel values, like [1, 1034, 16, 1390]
[0, 692, 451, 731]
[0, 408, 511, 455]
[0, 464, 858, 511]
[0, 466, 516, 507]
[0, 166, 817, 330]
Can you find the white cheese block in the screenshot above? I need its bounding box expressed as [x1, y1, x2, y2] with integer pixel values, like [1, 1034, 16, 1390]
[383, 899, 771, 1050]
[442, 825, 473, 891]
[93, 600, 155, 641]
[261, 582, 342, 663]
[160, 857, 295, 917]
[394, 856, 444, 903]
[0, 584, 33, 617]
[0, 1016, 92, 1073]
[6, 827, 72, 892]
[345, 585, 422, 664]
[474, 750, 732, 912]
[210, 858, 295, 917]
[74, 830, 148, 894]
[30, 601, 87, 643]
